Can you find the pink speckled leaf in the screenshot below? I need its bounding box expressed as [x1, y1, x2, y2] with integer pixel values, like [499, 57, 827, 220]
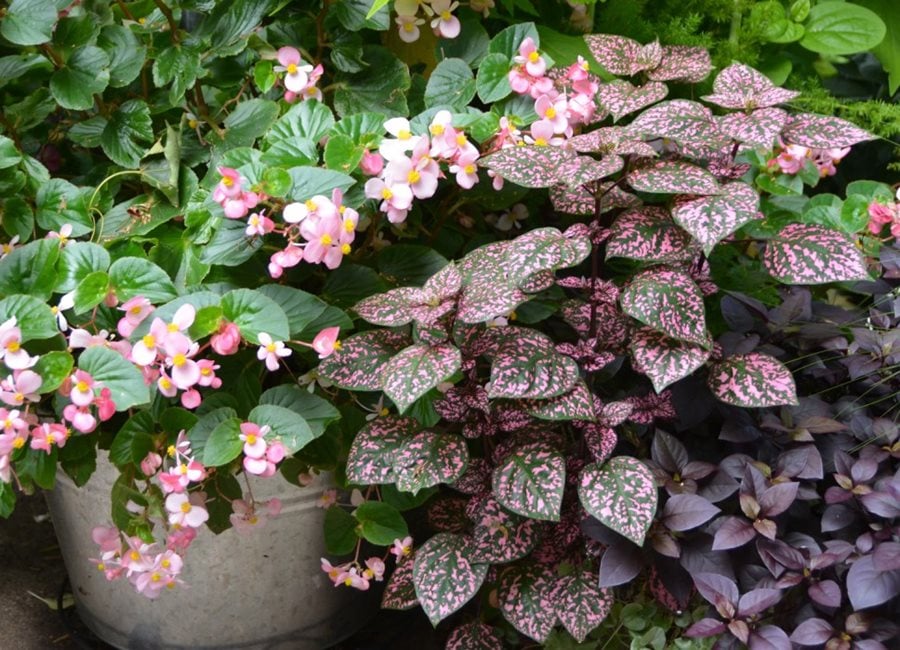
[493, 442, 565, 521]
[478, 146, 577, 189]
[630, 327, 711, 393]
[649, 46, 712, 83]
[382, 555, 418, 610]
[318, 330, 412, 391]
[393, 430, 469, 494]
[782, 113, 875, 148]
[412, 533, 488, 626]
[498, 563, 559, 643]
[428, 497, 470, 534]
[446, 622, 504, 650]
[382, 343, 462, 413]
[763, 224, 870, 285]
[672, 181, 760, 254]
[346, 415, 420, 484]
[620, 268, 710, 347]
[549, 184, 595, 216]
[507, 227, 592, 281]
[629, 100, 727, 147]
[354, 287, 420, 327]
[707, 352, 798, 408]
[717, 108, 788, 148]
[584, 34, 660, 76]
[568, 127, 658, 158]
[469, 495, 542, 564]
[702, 63, 799, 110]
[578, 456, 659, 545]
[488, 328, 579, 399]
[599, 401, 633, 427]
[523, 380, 597, 421]
[518, 270, 556, 294]
[585, 425, 618, 464]
[627, 160, 719, 195]
[458, 279, 527, 324]
[607, 206, 698, 264]
[558, 153, 624, 185]
[423, 261, 461, 298]
[552, 571, 613, 642]
[598, 80, 668, 122]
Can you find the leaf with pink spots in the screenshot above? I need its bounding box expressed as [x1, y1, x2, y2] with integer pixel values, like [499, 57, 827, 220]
[707, 352, 798, 408]
[493, 442, 565, 521]
[488, 328, 579, 399]
[629, 100, 728, 148]
[354, 287, 420, 327]
[620, 268, 710, 347]
[549, 184, 595, 216]
[498, 563, 560, 643]
[648, 45, 712, 83]
[346, 415, 420, 484]
[599, 400, 633, 427]
[672, 181, 760, 254]
[506, 227, 592, 281]
[630, 327, 711, 393]
[382, 343, 462, 413]
[518, 270, 555, 294]
[478, 146, 577, 189]
[607, 206, 698, 264]
[469, 495, 542, 564]
[717, 108, 788, 148]
[522, 380, 597, 422]
[781, 113, 875, 148]
[585, 425, 618, 464]
[446, 622, 504, 650]
[427, 497, 470, 534]
[584, 34, 660, 76]
[558, 153, 625, 185]
[568, 127, 658, 158]
[318, 330, 412, 391]
[702, 63, 799, 110]
[763, 224, 870, 285]
[552, 571, 613, 642]
[578, 456, 658, 545]
[597, 80, 668, 122]
[393, 430, 469, 494]
[412, 533, 488, 626]
[382, 556, 418, 610]
[458, 279, 527, 325]
[627, 160, 719, 196]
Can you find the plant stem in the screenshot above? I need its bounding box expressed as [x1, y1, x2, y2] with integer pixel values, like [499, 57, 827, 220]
[152, 0, 180, 43]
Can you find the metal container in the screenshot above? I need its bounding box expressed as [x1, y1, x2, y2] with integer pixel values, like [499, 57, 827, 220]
[46, 458, 370, 649]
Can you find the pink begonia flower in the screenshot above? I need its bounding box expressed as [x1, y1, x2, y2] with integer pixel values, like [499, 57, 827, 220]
[240, 422, 270, 459]
[493, 203, 528, 231]
[92, 526, 122, 555]
[430, 0, 460, 38]
[95, 387, 116, 421]
[299, 64, 324, 102]
[396, 14, 424, 43]
[525, 119, 565, 147]
[772, 143, 810, 175]
[379, 117, 422, 161]
[117, 297, 155, 338]
[213, 167, 243, 202]
[47, 223, 73, 246]
[165, 339, 201, 390]
[52, 291, 75, 331]
[196, 359, 222, 388]
[165, 526, 197, 553]
[165, 491, 209, 528]
[140, 451, 163, 477]
[364, 178, 414, 223]
[257, 333, 291, 371]
[245, 211, 275, 237]
[363, 557, 386, 582]
[69, 369, 96, 407]
[384, 147, 440, 200]
[470, 0, 494, 17]
[284, 194, 339, 225]
[867, 202, 896, 235]
[274, 46, 313, 93]
[159, 457, 206, 494]
[449, 151, 480, 189]
[316, 489, 338, 509]
[230, 498, 271, 533]
[0, 408, 28, 437]
[67, 328, 109, 350]
[0, 318, 37, 370]
[813, 146, 851, 177]
[29, 423, 68, 453]
[514, 37, 546, 77]
[321, 558, 352, 585]
[390, 535, 414, 558]
[312, 326, 342, 359]
[180, 388, 201, 409]
[535, 94, 570, 134]
[63, 404, 97, 433]
[360, 150, 385, 176]
[0, 235, 19, 260]
[268, 245, 305, 278]
[157, 372, 178, 398]
[210, 321, 241, 356]
[0, 370, 41, 406]
[335, 567, 370, 590]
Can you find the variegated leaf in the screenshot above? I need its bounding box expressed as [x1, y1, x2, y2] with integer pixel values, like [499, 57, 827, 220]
[498, 563, 559, 643]
[782, 113, 875, 148]
[446, 622, 504, 650]
[550, 183, 596, 216]
[702, 63, 799, 110]
[628, 100, 727, 147]
[382, 555, 418, 610]
[649, 45, 712, 83]
[578, 456, 659, 545]
[412, 533, 488, 626]
[354, 287, 420, 326]
[552, 571, 614, 642]
[488, 328, 579, 399]
[558, 153, 624, 185]
[763, 224, 870, 285]
[493, 442, 565, 521]
[346, 415, 420, 484]
[620, 268, 710, 347]
[427, 497, 470, 534]
[627, 160, 719, 195]
[423, 261, 461, 297]
[599, 400, 633, 427]
[607, 206, 698, 263]
[478, 146, 577, 189]
[518, 270, 555, 294]
[630, 327, 711, 393]
[584, 34, 661, 76]
[382, 343, 462, 413]
[522, 380, 597, 421]
[318, 330, 412, 391]
[469, 495, 542, 564]
[458, 278, 527, 324]
[708, 353, 798, 408]
[598, 80, 668, 122]
[671, 181, 760, 253]
[506, 227, 592, 282]
[585, 425, 618, 464]
[568, 127, 658, 158]
[717, 108, 788, 149]
[393, 430, 469, 494]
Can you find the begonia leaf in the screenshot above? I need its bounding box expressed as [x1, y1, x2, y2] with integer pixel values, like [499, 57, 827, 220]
[578, 456, 658, 545]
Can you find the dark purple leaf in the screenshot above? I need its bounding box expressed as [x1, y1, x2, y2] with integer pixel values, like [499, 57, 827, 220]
[492, 442, 565, 521]
[717, 108, 789, 148]
[775, 445, 823, 480]
[629, 100, 728, 147]
[764, 224, 870, 285]
[749, 625, 791, 650]
[758, 481, 799, 517]
[393, 430, 469, 494]
[782, 113, 875, 148]
[488, 328, 579, 399]
[651, 429, 689, 473]
[712, 516, 756, 550]
[599, 542, 644, 587]
[707, 353, 798, 408]
[649, 45, 711, 83]
[382, 555, 418, 610]
[846, 555, 900, 610]
[578, 456, 658, 545]
[808, 579, 841, 608]
[821, 503, 854, 532]
[597, 80, 668, 122]
[412, 533, 488, 625]
[478, 145, 578, 189]
[628, 160, 719, 195]
[469, 496, 541, 565]
[662, 494, 721, 531]
[702, 63, 799, 110]
[523, 380, 596, 422]
[630, 327, 711, 393]
[685, 618, 728, 638]
[498, 563, 559, 643]
[737, 588, 782, 617]
[584, 34, 660, 76]
[318, 330, 412, 391]
[445, 622, 504, 650]
[607, 206, 699, 264]
[427, 497, 470, 534]
[873, 542, 900, 571]
[346, 415, 420, 484]
[860, 492, 900, 518]
[671, 182, 760, 254]
[621, 268, 710, 347]
[382, 343, 461, 413]
[693, 572, 739, 609]
[553, 571, 613, 642]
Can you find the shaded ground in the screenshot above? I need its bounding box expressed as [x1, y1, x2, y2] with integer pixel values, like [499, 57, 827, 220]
[0, 490, 438, 650]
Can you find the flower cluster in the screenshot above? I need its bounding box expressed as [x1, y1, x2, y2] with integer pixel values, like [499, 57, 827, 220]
[321, 556, 385, 591]
[274, 46, 323, 103]
[394, 0, 462, 43]
[867, 189, 900, 237]
[770, 140, 851, 177]
[59, 369, 116, 433]
[213, 167, 262, 219]
[90, 526, 187, 599]
[239, 422, 285, 476]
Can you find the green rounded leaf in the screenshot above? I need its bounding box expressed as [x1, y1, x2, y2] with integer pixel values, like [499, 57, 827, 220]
[801, 1, 886, 54]
[78, 346, 149, 411]
[33, 351, 74, 393]
[324, 506, 358, 555]
[108, 257, 177, 303]
[221, 288, 290, 345]
[109, 412, 155, 467]
[1, 0, 57, 46]
[101, 100, 154, 169]
[354, 501, 409, 546]
[202, 417, 244, 467]
[0, 294, 57, 342]
[50, 46, 111, 111]
[247, 404, 315, 455]
[73, 271, 110, 314]
[56, 242, 111, 293]
[476, 52, 513, 103]
[424, 58, 476, 111]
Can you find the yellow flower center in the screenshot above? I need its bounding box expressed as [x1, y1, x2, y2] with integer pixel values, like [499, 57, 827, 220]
[167, 323, 179, 332]
[408, 170, 421, 183]
[96, 563, 105, 571]
[266, 343, 277, 353]
[142, 334, 155, 348]
[528, 51, 540, 63]
[12, 437, 24, 449]
[51, 306, 59, 315]
[403, 22, 414, 32]
[455, 134, 467, 146]
[581, 60, 590, 70]
[397, 129, 411, 140]
[6, 341, 19, 353]
[341, 243, 351, 255]
[248, 516, 259, 525]
[545, 107, 556, 119]
[249, 215, 259, 226]
[222, 176, 233, 187]
[463, 164, 476, 174]
[1, 244, 10, 254]
[430, 124, 444, 135]
[344, 577, 354, 586]
[321, 233, 333, 245]
[167, 445, 176, 457]
[180, 502, 192, 513]
[245, 434, 257, 445]
[343, 219, 355, 232]
[381, 188, 393, 200]
[160, 377, 172, 390]
[286, 63, 298, 74]
[172, 353, 187, 367]
[130, 551, 140, 561]
[188, 119, 198, 129]
[441, 10, 451, 20]
[130, 305, 142, 314]
[151, 572, 161, 582]
[161, 559, 171, 568]
[379, 407, 389, 416]
[76, 380, 90, 392]
[201, 367, 211, 376]
[13, 392, 23, 403]
[46, 432, 56, 445]
[534, 137, 547, 146]
[306, 87, 317, 96]
[334, 340, 342, 351]
[305, 199, 316, 211]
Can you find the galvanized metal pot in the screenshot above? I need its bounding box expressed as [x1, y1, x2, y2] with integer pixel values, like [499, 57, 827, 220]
[46, 457, 370, 649]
